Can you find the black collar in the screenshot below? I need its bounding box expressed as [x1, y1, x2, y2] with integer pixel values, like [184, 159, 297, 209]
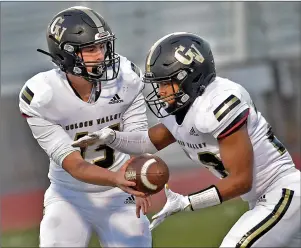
[175, 102, 192, 125]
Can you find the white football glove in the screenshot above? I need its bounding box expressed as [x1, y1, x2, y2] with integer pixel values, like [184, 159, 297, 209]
[71, 127, 116, 148]
[149, 184, 191, 231]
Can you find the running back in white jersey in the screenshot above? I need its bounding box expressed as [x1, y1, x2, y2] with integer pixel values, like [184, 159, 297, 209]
[19, 55, 148, 192]
[161, 76, 295, 202]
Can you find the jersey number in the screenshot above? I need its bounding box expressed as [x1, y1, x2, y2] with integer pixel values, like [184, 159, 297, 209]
[198, 152, 228, 178]
[74, 124, 120, 168]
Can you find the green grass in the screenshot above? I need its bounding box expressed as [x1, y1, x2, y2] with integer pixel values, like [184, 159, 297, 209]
[2, 199, 248, 247]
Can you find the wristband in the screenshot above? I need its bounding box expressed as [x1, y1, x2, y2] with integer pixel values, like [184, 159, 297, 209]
[188, 185, 222, 211]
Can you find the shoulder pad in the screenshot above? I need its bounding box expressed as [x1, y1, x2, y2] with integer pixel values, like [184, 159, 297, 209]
[119, 55, 142, 79]
[19, 71, 54, 117]
[130, 61, 141, 77]
[118, 55, 144, 93]
[195, 86, 249, 138]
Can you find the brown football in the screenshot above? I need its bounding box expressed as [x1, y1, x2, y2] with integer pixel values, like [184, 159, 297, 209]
[125, 154, 169, 195]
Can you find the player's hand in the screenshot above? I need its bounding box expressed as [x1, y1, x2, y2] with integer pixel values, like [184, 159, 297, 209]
[149, 184, 191, 231]
[136, 195, 151, 218]
[71, 127, 115, 148]
[115, 158, 146, 198]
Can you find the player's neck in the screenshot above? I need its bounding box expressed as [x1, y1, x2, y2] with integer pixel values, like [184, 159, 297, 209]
[66, 74, 93, 102]
[175, 102, 192, 125]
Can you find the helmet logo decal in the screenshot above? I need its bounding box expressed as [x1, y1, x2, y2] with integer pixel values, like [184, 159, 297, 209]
[50, 16, 67, 42]
[175, 44, 204, 65]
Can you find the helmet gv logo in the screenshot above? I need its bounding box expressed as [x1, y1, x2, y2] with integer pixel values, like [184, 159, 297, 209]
[50, 16, 67, 42]
[175, 44, 204, 65]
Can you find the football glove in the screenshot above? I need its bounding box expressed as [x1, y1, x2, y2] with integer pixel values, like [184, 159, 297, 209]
[149, 184, 191, 231]
[71, 127, 115, 148]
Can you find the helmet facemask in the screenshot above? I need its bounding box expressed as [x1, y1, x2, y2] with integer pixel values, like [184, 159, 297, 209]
[144, 70, 192, 118]
[61, 32, 120, 83]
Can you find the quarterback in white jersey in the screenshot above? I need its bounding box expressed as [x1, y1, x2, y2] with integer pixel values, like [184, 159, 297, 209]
[73, 32, 301, 247]
[19, 6, 151, 247]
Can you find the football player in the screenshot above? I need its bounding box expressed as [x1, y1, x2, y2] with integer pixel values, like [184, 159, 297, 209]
[19, 6, 151, 247]
[73, 32, 301, 247]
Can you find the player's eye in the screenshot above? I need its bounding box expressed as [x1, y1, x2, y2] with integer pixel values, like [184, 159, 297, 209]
[82, 46, 95, 53]
[161, 82, 170, 87]
[99, 44, 105, 50]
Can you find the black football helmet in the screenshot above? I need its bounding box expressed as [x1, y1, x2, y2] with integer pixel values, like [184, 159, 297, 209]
[143, 32, 216, 118]
[38, 6, 120, 83]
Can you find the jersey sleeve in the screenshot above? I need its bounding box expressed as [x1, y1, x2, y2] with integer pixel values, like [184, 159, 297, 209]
[195, 90, 250, 139]
[19, 75, 79, 166]
[25, 117, 80, 166]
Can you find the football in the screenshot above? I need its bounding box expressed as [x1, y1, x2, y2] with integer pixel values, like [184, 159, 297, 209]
[125, 154, 169, 195]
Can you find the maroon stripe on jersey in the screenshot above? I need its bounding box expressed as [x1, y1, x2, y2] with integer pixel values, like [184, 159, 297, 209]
[217, 109, 249, 139]
[21, 113, 32, 118]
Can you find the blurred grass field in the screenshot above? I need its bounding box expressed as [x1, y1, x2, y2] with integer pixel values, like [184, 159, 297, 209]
[2, 199, 248, 247]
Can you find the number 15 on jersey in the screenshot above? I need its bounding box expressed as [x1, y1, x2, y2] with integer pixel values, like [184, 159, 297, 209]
[74, 124, 120, 169]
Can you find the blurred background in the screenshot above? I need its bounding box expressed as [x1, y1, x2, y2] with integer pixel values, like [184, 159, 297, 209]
[1, 1, 300, 247]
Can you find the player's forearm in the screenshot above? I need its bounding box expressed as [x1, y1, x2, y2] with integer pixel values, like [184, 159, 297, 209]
[215, 175, 252, 202]
[62, 152, 117, 187]
[185, 174, 251, 211]
[108, 130, 158, 155]
[70, 161, 117, 187]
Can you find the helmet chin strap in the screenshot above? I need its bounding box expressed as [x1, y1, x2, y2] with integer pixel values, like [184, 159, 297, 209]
[176, 91, 190, 106]
[166, 74, 215, 118]
[174, 93, 193, 125]
[163, 90, 190, 114]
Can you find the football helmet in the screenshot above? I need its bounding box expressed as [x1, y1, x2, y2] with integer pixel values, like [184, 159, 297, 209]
[143, 32, 216, 118]
[38, 6, 120, 83]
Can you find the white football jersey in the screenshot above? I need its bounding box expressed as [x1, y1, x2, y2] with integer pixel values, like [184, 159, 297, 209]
[19, 55, 148, 192]
[161, 76, 295, 202]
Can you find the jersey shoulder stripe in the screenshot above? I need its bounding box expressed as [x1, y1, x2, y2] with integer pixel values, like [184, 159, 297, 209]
[213, 94, 241, 122]
[21, 86, 34, 105]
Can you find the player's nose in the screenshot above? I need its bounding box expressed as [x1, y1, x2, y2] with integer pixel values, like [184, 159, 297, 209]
[95, 47, 105, 62]
[158, 86, 166, 97]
